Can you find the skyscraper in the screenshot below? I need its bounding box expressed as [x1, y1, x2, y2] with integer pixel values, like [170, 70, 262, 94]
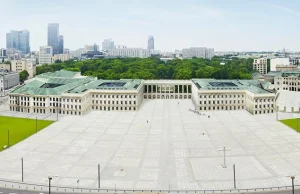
[147, 36, 154, 50]
[6, 30, 30, 54]
[59, 35, 64, 54]
[47, 23, 59, 55]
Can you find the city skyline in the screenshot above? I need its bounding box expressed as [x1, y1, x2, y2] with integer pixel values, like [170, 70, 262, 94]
[1, 0, 300, 52]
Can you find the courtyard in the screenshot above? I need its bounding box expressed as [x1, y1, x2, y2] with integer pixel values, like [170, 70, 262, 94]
[0, 99, 300, 190]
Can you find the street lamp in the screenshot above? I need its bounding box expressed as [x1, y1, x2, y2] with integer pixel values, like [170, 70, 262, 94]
[48, 175, 58, 194]
[48, 176, 52, 194]
[285, 174, 296, 194]
[7, 129, 10, 147]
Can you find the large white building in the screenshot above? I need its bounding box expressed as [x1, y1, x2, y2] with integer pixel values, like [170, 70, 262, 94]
[102, 39, 115, 51]
[182, 47, 214, 59]
[9, 70, 276, 115]
[253, 58, 267, 75]
[270, 58, 291, 71]
[274, 71, 300, 92]
[107, 48, 151, 58]
[53, 54, 73, 62]
[39, 46, 53, 65]
[10, 59, 36, 78]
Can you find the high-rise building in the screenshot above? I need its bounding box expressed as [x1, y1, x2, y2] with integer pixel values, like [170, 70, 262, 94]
[59, 35, 64, 54]
[47, 23, 59, 55]
[39, 46, 53, 65]
[6, 30, 30, 54]
[102, 39, 115, 51]
[147, 36, 154, 50]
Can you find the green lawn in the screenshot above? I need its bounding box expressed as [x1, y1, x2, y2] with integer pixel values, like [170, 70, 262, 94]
[280, 118, 300, 133]
[0, 116, 54, 151]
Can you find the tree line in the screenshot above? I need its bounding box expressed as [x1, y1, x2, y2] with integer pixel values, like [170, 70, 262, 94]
[36, 57, 254, 80]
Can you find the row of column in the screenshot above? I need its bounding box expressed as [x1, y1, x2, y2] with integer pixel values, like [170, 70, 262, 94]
[144, 85, 192, 94]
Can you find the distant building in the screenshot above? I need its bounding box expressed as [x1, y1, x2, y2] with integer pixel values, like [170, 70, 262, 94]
[59, 35, 64, 54]
[85, 44, 99, 52]
[253, 58, 267, 75]
[270, 58, 290, 71]
[147, 36, 154, 50]
[10, 59, 36, 78]
[39, 46, 53, 65]
[70, 48, 85, 58]
[81, 51, 104, 59]
[0, 48, 7, 57]
[6, 30, 30, 54]
[53, 54, 73, 62]
[47, 23, 60, 55]
[107, 48, 151, 58]
[182, 47, 214, 59]
[64, 48, 70, 54]
[102, 39, 115, 51]
[0, 70, 20, 93]
[274, 71, 300, 92]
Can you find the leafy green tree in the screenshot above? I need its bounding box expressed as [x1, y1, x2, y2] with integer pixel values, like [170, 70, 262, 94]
[19, 70, 29, 83]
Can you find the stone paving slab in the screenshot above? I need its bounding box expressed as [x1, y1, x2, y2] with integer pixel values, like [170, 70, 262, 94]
[0, 99, 299, 190]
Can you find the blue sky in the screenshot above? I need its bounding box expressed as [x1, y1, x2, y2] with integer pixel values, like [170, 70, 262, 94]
[1, 0, 300, 52]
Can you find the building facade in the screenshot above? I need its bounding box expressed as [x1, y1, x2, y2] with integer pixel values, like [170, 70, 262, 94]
[59, 35, 64, 54]
[39, 46, 53, 65]
[102, 39, 115, 51]
[53, 54, 72, 62]
[147, 36, 154, 50]
[270, 58, 290, 71]
[47, 23, 60, 55]
[0, 48, 6, 57]
[10, 59, 36, 78]
[182, 47, 214, 59]
[6, 30, 30, 54]
[0, 70, 20, 93]
[9, 70, 276, 115]
[107, 48, 151, 58]
[253, 58, 267, 75]
[274, 71, 300, 92]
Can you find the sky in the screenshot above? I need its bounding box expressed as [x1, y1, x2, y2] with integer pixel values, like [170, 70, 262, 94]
[1, 0, 300, 52]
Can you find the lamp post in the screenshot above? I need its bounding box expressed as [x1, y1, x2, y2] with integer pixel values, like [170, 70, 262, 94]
[7, 129, 10, 147]
[218, 146, 231, 168]
[285, 175, 296, 194]
[48, 176, 52, 194]
[21, 158, 24, 182]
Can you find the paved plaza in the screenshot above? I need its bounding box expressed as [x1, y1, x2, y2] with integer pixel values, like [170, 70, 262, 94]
[0, 99, 300, 190]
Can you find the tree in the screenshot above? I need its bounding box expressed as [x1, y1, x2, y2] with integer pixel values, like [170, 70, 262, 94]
[36, 57, 254, 80]
[1, 58, 4, 63]
[19, 70, 29, 83]
[4, 60, 11, 65]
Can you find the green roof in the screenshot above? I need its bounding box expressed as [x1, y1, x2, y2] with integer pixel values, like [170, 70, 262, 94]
[68, 79, 142, 94]
[35, 69, 79, 79]
[191, 79, 273, 94]
[11, 70, 95, 95]
[280, 71, 300, 77]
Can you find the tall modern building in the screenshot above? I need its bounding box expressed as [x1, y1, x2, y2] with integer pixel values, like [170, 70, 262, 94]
[102, 39, 115, 50]
[147, 36, 154, 50]
[59, 35, 64, 54]
[47, 23, 59, 55]
[6, 30, 30, 54]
